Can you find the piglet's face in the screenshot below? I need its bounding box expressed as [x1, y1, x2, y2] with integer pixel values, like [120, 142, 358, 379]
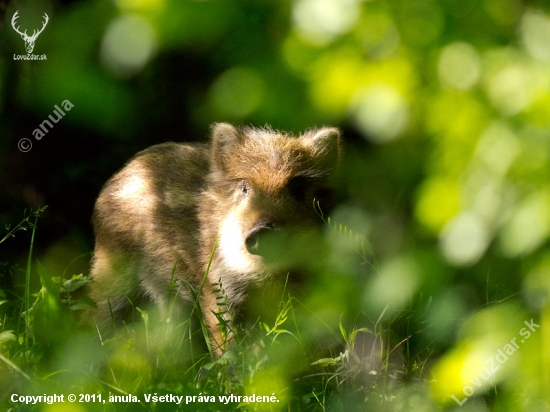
[210, 124, 341, 276]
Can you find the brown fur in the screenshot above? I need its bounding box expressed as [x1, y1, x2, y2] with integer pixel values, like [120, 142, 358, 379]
[87, 123, 341, 354]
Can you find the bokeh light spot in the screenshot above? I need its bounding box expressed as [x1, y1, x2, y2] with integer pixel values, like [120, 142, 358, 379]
[359, 13, 400, 59]
[311, 55, 364, 115]
[500, 190, 550, 257]
[293, 0, 360, 44]
[462, 170, 504, 224]
[440, 212, 490, 266]
[43, 404, 86, 412]
[415, 177, 460, 233]
[365, 256, 420, 311]
[209, 67, 265, 118]
[100, 14, 157, 79]
[521, 10, 550, 63]
[116, 0, 164, 11]
[438, 42, 481, 90]
[487, 64, 532, 115]
[353, 84, 409, 143]
[474, 121, 520, 176]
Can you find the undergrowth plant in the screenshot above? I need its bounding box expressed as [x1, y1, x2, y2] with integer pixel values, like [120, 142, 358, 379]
[1, 208, 94, 387]
[0, 206, 431, 411]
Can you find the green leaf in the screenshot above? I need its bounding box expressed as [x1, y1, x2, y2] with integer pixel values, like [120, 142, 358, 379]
[61, 274, 93, 293]
[0, 330, 16, 342]
[311, 357, 340, 367]
[350, 327, 371, 342]
[70, 297, 97, 311]
[339, 316, 347, 342]
[36, 261, 60, 298]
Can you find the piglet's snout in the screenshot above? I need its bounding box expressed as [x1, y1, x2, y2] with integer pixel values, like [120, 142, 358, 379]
[245, 221, 276, 256]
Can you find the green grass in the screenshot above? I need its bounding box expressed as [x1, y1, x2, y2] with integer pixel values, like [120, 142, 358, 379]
[2, 207, 545, 411]
[0, 207, 427, 411]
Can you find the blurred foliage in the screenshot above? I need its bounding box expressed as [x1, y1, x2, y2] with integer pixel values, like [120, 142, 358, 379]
[2, 0, 550, 410]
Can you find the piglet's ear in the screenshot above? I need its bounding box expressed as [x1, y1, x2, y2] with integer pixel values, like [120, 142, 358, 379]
[302, 127, 342, 170]
[210, 123, 242, 173]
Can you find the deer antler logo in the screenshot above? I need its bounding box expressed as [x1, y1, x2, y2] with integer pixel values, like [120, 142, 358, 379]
[11, 11, 49, 54]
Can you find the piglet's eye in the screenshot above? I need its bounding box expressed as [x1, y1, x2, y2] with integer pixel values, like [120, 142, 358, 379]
[238, 180, 249, 196]
[288, 176, 308, 202]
